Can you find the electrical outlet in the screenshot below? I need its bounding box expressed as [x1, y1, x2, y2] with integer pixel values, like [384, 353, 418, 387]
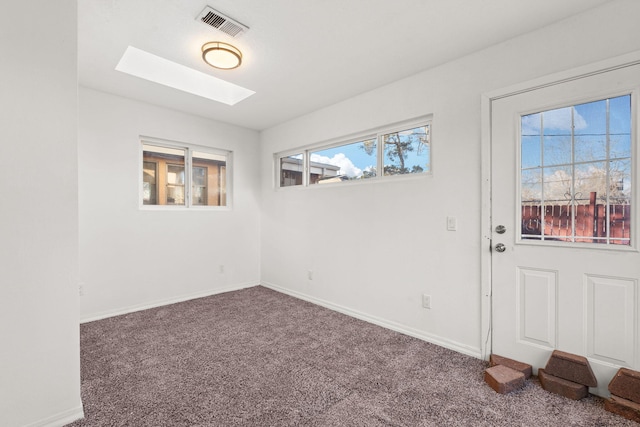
[422, 294, 431, 309]
[307, 270, 313, 280]
[79, 283, 85, 297]
[219, 265, 224, 274]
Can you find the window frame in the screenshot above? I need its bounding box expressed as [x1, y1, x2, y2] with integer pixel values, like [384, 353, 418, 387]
[274, 116, 432, 189]
[139, 136, 232, 210]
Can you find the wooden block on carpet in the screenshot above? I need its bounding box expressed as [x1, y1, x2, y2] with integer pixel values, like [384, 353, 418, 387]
[605, 395, 640, 423]
[490, 354, 532, 379]
[609, 367, 640, 404]
[484, 365, 525, 394]
[538, 368, 588, 400]
[544, 350, 597, 387]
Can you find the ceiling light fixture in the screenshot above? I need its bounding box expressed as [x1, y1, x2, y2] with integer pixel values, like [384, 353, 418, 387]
[202, 42, 242, 70]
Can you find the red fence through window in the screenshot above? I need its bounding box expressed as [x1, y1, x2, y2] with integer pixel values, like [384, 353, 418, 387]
[521, 192, 630, 244]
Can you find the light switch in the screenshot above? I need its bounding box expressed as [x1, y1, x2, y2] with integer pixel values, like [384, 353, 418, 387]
[447, 216, 457, 231]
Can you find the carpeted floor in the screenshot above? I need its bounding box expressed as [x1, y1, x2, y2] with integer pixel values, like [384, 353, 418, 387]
[68, 286, 634, 426]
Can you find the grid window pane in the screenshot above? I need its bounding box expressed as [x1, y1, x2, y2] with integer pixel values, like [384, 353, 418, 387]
[142, 144, 185, 206]
[520, 94, 632, 246]
[575, 135, 607, 163]
[543, 135, 572, 166]
[383, 125, 430, 176]
[280, 154, 303, 187]
[309, 138, 377, 184]
[193, 150, 227, 206]
[521, 136, 541, 169]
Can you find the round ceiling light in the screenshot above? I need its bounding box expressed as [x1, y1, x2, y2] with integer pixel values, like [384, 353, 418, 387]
[202, 42, 242, 70]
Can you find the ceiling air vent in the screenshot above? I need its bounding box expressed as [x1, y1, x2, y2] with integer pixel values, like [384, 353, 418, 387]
[196, 6, 248, 38]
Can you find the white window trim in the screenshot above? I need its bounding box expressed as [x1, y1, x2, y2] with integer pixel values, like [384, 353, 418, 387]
[274, 115, 433, 190]
[139, 136, 232, 210]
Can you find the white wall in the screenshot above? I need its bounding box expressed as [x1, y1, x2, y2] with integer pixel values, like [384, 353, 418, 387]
[78, 88, 261, 321]
[0, 1, 83, 426]
[260, 0, 640, 357]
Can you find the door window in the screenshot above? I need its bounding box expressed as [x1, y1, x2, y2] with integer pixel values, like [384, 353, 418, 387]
[520, 94, 631, 245]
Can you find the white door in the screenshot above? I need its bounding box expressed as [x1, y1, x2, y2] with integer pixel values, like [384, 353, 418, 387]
[491, 64, 640, 397]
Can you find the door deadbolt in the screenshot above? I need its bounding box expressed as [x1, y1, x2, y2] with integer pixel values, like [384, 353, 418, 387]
[494, 243, 506, 253]
[495, 225, 506, 234]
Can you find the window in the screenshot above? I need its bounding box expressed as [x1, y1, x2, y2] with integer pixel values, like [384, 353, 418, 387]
[520, 94, 631, 245]
[309, 138, 377, 184]
[193, 150, 227, 206]
[141, 140, 230, 208]
[280, 154, 304, 187]
[382, 125, 430, 175]
[276, 118, 430, 188]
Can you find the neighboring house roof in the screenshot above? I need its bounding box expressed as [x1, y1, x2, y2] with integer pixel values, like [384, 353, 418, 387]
[281, 156, 340, 177]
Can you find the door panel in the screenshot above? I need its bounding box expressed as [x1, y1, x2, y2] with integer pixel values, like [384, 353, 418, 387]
[491, 64, 640, 397]
[585, 275, 636, 365]
[517, 267, 557, 348]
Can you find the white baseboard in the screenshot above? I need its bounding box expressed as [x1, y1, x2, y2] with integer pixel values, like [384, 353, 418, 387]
[261, 282, 482, 359]
[80, 282, 259, 323]
[23, 404, 84, 427]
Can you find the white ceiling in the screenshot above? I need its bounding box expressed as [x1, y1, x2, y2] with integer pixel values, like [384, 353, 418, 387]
[79, 0, 612, 131]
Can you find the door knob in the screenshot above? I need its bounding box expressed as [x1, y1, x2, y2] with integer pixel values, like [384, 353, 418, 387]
[494, 243, 506, 253]
[495, 225, 506, 234]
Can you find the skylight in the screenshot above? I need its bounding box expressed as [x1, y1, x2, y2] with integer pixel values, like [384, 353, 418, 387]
[115, 46, 255, 106]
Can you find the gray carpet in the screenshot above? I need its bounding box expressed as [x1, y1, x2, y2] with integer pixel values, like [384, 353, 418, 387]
[68, 286, 634, 426]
